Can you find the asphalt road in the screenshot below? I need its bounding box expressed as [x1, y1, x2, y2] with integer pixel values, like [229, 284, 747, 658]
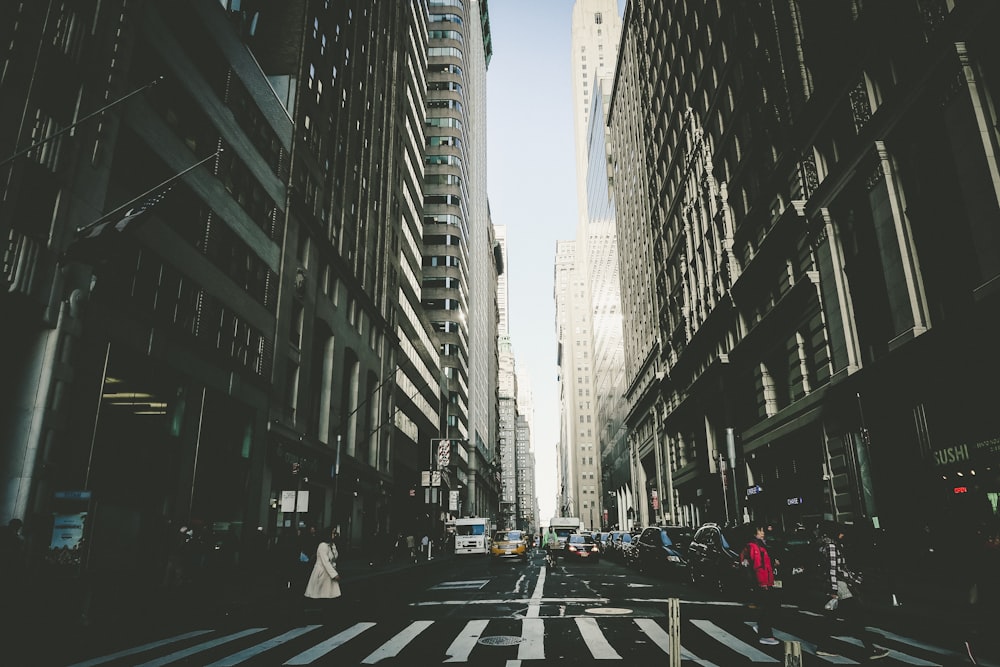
[45, 548, 991, 666]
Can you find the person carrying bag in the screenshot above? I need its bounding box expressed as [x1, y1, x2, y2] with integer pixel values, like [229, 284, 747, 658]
[814, 522, 889, 661]
[304, 527, 342, 621]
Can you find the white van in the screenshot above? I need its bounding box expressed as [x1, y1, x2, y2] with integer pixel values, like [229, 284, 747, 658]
[547, 517, 582, 550]
[452, 517, 490, 555]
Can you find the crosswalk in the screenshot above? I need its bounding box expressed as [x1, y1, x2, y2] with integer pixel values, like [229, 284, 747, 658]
[65, 615, 989, 666]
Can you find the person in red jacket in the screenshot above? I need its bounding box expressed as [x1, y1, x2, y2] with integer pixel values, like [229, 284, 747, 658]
[743, 524, 779, 646]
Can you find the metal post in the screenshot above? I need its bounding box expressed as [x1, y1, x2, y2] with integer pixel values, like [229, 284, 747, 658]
[783, 640, 802, 666]
[668, 597, 681, 667]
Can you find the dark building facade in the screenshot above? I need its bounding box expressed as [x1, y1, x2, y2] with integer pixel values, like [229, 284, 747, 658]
[609, 0, 1000, 552]
[0, 0, 457, 618]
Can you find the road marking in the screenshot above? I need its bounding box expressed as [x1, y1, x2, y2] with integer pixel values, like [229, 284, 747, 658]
[742, 622, 858, 664]
[413, 597, 609, 608]
[444, 619, 489, 662]
[576, 617, 620, 659]
[204, 626, 322, 666]
[690, 619, 779, 662]
[518, 618, 545, 660]
[362, 620, 434, 663]
[283, 622, 375, 664]
[634, 617, 719, 666]
[134, 628, 268, 667]
[526, 566, 546, 618]
[832, 636, 940, 666]
[431, 580, 490, 590]
[68, 630, 215, 667]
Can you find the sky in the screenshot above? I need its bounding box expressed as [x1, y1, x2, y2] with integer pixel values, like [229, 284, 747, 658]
[486, 1, 624, 525]
[486, 1, 577, 525]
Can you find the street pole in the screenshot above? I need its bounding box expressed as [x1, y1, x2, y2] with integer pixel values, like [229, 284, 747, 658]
[333, 435, 341, 532]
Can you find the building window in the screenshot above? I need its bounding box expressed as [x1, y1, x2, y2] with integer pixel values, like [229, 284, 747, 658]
[595, 12, 603, 24]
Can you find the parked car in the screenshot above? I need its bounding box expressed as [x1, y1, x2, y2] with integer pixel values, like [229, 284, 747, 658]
[563, 533, 602, 562]
[618, 531, 640, 565]
[606, 530, 632, 562]
[686, 522, 757, 598]
[490, 529, 528, 561]
[632, 525, 694, 578]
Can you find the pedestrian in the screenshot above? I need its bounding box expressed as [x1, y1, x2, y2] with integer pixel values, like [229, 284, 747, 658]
[163, 524, 190, 588]
[742, 524, 779, 646]
[421, 533, 430, 559]
[304, 526, 342, 621]
[0, 518, 27, 594]
[962, 526, 1000, 664]
[814, 521, 890, 661]
[405, 533, 416, 562]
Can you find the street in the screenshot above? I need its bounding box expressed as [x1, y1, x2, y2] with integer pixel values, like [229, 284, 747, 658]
[41, 547, 993, 666]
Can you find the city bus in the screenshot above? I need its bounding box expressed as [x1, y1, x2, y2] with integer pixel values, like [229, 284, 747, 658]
[452, 517, 491, 555]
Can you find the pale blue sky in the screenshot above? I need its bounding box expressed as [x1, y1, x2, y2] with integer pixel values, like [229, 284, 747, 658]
[486, 1, 625, 525]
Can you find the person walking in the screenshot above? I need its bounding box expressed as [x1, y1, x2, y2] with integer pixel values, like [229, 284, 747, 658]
[814, 521, 890, 661]
[743, 525, 779, 646]
[303, 527, 342, 621]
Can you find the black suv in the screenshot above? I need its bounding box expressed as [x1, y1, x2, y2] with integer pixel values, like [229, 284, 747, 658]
[631, 525, 694, 578]
[687, 522, 757, 597]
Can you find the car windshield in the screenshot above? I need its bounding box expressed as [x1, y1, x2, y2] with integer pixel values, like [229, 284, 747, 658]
[663, 527, 694, 547]
[621, 533, 633, 543]
[495, 530, 522, 541]
[568, 535, 594, 544]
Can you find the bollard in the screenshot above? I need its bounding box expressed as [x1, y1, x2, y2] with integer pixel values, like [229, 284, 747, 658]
[783, 639, 802, 667]
[668, 597, 681, 667]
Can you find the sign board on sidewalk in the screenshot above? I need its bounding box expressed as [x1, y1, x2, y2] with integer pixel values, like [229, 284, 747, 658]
[280, 490, 309, 512]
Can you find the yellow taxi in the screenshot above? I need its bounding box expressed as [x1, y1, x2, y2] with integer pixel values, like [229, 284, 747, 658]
[490, 529, 529, 561]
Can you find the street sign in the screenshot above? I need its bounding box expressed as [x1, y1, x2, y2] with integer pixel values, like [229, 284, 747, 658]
[421, 470, 431, 487]
[432, 470, 442, 487]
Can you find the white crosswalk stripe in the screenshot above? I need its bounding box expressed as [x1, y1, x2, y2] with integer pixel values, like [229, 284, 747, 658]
[134, 628, 268, 667]
[67, 630, 215, 667]
[445, 619, 490, 662]
[576, 617, 621, 659]
[64, 615, 972, 665]
[689, 619, 780, 662]
[204, 625, 322, 666]
[867, 627, 1000, 667]
[832, 635, 941, 666]
[362, 620, 434, 663]
[742, 621, 858, 664]
[633, 617, 719, 666]
[283, 621, 375, 664]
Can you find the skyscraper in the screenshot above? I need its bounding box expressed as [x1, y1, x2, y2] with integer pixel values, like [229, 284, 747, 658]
[424, 0, 500, 520]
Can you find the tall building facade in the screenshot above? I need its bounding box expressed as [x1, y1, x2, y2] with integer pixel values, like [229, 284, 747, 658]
[608, 0, 1000, 548]
[553, 239, 578, 518]
[240, 0, 440, 546]
[585, 81, 630, 532]
[515, 369, 538, 534]
[556, 0, 625, 531]
[0, 0, 501, 620]
[424, 0, 500, 521]
[495, 224, 517, 527]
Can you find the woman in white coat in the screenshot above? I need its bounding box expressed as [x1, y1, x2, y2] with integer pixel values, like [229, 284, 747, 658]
[304, 527, 341, 619]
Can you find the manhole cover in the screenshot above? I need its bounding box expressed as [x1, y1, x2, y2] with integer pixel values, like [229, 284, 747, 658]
[585, 607, 633, 615]
[478, 635, 524, 646]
